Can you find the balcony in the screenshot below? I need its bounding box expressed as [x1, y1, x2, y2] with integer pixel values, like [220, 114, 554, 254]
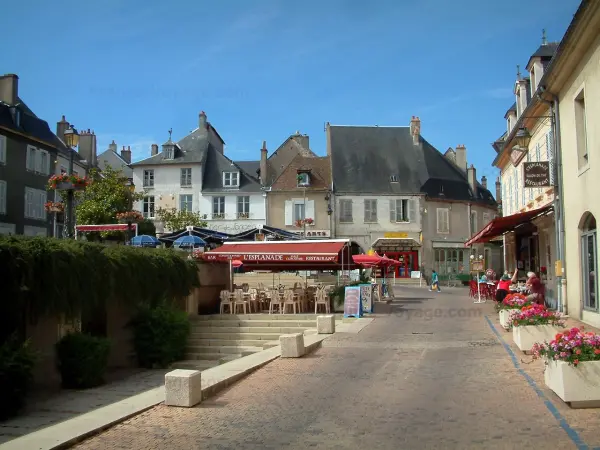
[212, 213, 225, 220]
[237, 212, 250, 219]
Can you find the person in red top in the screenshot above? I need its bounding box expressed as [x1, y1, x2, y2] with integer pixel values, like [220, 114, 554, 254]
[495, 270, 518, 303]
[526, 271, 545, 305]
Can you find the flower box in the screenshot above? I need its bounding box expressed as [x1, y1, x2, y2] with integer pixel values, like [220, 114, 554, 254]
[499, 309, 519, 329]
[544, 360, 600, 408]
[56, 181, 85, 191]
[513, 325, 562, 353]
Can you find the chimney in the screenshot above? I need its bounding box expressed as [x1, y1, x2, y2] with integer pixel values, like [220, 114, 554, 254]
[292, 133, 310, 152]
[467, 164, 477, 193]
[56, 115, 70, 144]
[78, 129, 97, 168]
[455, 144, 467, 172]
[151, 144, 159, 156]
[109, 140, 117, 153]
[481, 176, 487, 190]
[260, 141, 268, 186]
[409, 116, 421, 145]
[496, 177, 502, 203]
[325, 122, 332, 156]
[0, 74, 18, 106]
[199, 111, 207, 130]
[121, 145, 132, 164]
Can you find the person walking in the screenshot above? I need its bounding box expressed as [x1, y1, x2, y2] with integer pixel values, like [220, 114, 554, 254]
[429, 270, 441, 292]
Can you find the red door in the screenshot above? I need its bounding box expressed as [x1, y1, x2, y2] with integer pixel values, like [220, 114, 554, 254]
[396, 251, 418, 278]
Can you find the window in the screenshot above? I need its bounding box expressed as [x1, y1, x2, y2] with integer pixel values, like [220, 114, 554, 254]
[143, 169, 154, 187]
[164, 147, 174, 159]
[364, 199, 377, 223]
[0, 180, 6, 214]
[482, 212, 491, 226]
[434, 249, 465, 275]
[574, 89, 588, 170]
[293, 202, 305, 222]
[297, 172, 310, 186]
[237, 196, 250, 218]
[39, 150, 50, 175]
[24, 187, 46, 220]
[581, 213, 597, 311]
[26, 146, 36, 171]
[212, 196, 225, 217]
[179, 194, 193, 212]
[390, 175, 399, 183]
[223, 172, 239, 187]
[180, 168, 192, 187]
[143, 196, 155, 218]
[470, 211, 477, 233]
[547, 129, 555, 185]
[437, 208, 449, 234]
[390, 199, 412, 222]
[0, 134, 6, 164]
[339, 199, 353, 223]
[60, 165, 67, 174]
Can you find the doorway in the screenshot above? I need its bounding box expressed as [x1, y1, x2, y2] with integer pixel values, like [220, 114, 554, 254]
[386, 251, 419, 278]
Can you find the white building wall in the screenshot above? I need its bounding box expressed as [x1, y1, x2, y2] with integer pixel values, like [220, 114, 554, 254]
[198, 193, 266, 234]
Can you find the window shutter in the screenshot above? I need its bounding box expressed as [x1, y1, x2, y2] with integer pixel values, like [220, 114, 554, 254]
[436, 209, 442, 233]
[35, 149, 42, 173]
[389, 199, 396, 222]
[306, 200, 315, 221]
[39, 190, 47, 219]
[444, 209, 450, 233]
[284, 200, 293, 226]
[0, 135, 6, 164]
[0, 181, 6, 214]
[408, 199, 416, 223]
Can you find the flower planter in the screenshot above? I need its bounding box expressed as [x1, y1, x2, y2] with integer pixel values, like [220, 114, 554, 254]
[513, 324, 562, 353]
[56, 181, 85, 191]
[499, 309, 520, 329]
[544, 360, 600, 408]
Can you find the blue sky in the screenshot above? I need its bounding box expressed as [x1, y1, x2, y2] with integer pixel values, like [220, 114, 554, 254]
[2, 0, 579, 183]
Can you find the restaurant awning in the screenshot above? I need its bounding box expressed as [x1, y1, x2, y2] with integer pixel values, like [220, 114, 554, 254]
[201, 239, 355, 270]
[465, 205, 553, 246]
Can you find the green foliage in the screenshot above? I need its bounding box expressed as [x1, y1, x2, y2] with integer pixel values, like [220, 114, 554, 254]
[156, 207, 207, 232]
[55, 332, 111, 389]
[0, 336, 37, 420]
[0, 235, 200, 325]
[137, 219, 157, 236]
[130, 303, 190, 368]
[74, 166, 144, 236]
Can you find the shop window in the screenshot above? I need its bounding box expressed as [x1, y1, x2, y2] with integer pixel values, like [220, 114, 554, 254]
[580, 212, 597, 311]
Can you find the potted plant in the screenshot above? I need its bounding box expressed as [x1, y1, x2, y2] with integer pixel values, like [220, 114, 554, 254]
[44, 201, 65, 213]
[496, 293, 533, 329]
[47, 173, 89, 191]
[116, 210, 144, 224]
[532, 327, 600, 407]
[512, 304, 566, 353]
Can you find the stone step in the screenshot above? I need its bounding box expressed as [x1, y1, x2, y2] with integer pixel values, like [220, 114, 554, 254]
[188, 339, 269, 347]
[189, 326, 311, 335]
[184, 352, 243, 362]
[193, 320, 317, 328]
[170, 360, 220, 371]
[192, 314, 340, 321]
[189, 332, 281, 341]
[186, 345, 264, 355]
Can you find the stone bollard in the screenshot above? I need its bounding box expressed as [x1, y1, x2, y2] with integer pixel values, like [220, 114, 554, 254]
[165, 369, 202, 407]
[280, 333, 305, 358]
[317, 315, 335, 334]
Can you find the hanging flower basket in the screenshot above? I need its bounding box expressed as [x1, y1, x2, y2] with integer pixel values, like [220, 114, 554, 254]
[44, 201, 65, 213]
[116, 211, 144, 224]
[295, 217, 314, 228]
[48, 174, 88, 191]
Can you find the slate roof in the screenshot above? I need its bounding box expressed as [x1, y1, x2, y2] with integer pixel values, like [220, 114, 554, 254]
[271, 154, 331, 191]
[503, 102, 517, 119]
[201, 145, 262, 193]
[131, 128, 209, 166]
[234, 160, 260, 178]
[329, 125, 496, 205]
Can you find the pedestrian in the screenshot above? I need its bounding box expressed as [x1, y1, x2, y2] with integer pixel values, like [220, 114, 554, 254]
[429, 270, 441, 292]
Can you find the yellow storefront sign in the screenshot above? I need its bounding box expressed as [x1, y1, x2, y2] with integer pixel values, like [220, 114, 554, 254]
[383, 232, 409, 238]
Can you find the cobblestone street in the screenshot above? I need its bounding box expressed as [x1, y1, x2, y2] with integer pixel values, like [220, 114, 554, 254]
[72, 287, 600, 450]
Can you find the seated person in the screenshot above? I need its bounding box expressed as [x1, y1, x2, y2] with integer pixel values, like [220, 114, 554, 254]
[496, 270, 517, 302]
[526, 271, 545, 305]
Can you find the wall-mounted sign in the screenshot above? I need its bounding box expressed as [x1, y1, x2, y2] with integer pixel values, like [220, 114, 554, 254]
[204, 253, 338, 262]
[384, 232, 409, 238]
[291, 229, 331, 238]
[523, 162, 551, 188]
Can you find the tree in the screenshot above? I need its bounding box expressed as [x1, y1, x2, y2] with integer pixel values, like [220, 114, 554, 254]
[156, 208, 207, 232]
[75, 167, 144, 238]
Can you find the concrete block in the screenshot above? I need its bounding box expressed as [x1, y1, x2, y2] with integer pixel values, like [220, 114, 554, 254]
[279, 333, 305, 358]
[165, 369, 202, 407]
[317, 315, 335, 334]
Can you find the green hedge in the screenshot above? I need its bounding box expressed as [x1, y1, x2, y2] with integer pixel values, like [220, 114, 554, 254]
[0, 336, 36, 420]
[0, 235, 200, 322]
[130, 303, 190, 369]
[55, 333, 111, 389]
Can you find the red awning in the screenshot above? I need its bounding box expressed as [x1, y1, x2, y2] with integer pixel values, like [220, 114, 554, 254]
[465, 205, 553, 246]
[76, 224, 137, 232]
[202, 240, 354, 270]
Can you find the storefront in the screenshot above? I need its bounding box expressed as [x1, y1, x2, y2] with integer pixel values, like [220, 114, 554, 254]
[431, 243, 468, 277]
[371, 237, 421, 278]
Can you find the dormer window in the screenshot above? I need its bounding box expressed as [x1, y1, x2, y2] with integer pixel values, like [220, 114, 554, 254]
[297, 172, 310, 187]
[165, 147, 174, 159]
[390, 175, 399, 183]
[223, 171, 239, 187]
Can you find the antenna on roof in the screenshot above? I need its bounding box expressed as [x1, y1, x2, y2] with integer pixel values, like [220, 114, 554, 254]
[541, 29, 547, 45]
[516, 65, 521, 80]
[168, 128, 173, 141]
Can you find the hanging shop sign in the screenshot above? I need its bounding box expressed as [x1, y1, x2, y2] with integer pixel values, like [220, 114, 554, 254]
[523, 162, 551, 188]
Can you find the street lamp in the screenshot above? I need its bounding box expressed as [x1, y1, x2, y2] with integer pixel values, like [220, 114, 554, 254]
[63, 125, 79, 239]
[515, 127, 532, 150]
[470, 254, 485, 304]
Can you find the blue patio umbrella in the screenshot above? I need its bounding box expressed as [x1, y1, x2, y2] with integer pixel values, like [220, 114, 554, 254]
[173, 235, 207, 249]
[130, 235, 160, 247]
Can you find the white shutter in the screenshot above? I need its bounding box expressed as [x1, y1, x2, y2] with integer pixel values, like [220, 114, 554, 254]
[444, 209, 450, 233]
[26, 146, 36, 171]
[284, 200, 293, 226]
[0, 181, 6, 214]
[389, 199, 396, 222]
[305, 200, 315, 221]
[0, 135, 6, 164]
[25, 189, 33, 218]
[408, 199, 416, 223]
[39, 190, 47, 219]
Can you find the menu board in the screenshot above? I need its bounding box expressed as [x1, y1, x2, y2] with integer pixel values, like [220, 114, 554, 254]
[359, 284, 372, 313]
[343, 286, 362, 318]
